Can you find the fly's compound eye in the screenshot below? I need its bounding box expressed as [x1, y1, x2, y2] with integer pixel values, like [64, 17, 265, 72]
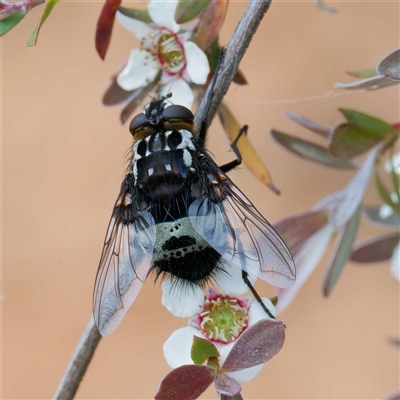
[129, 113, 148, 136]
[162, 105, 194, 131]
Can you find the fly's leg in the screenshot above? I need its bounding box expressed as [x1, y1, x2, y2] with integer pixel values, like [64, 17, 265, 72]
[219, 125, 248, 173]
[242, 270, 276, 319]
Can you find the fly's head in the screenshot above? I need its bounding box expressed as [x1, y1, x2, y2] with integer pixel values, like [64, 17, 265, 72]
[129, 97, 198, 203]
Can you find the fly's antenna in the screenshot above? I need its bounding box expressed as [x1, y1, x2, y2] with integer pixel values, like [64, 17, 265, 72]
[197, 48, 225, 146]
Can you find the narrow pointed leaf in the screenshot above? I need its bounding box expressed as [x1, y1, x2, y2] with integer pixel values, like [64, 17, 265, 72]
[215, 373, 241, 397]
[274, 209, 329, 255]
[155, 365, 215, 400]
[191, 336, 219, 365]
[323, 204, 362, 297]
[284, 112, 330, 138]
[347, 68, 378, 79]
[377, 48, 400, 81]
[222, 319, 285, 372]
[102, 77, 135, 105]
[329, 145, 379, 229]
[95, 0, 122, 60]
[175, 0, 210, 24]
[271, 129, 356, 169]
[0, 11, 27, 36]
[335, 75, 397, 90]
[195, 0, 228, 51]
[118, 6, 151, 23]
[350, 233, 400, 263]
[27, 0, 58, 46]
[375, 170, 400, 213]
[219, 103, 280, 194]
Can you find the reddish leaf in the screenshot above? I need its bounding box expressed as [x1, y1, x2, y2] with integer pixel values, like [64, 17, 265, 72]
[284, 112, 330, 138]
[175, 0, 211, 24]
[271, 129, 356, 169]
[323, 204, 362, 297]
[219, 394, 244, 400]
[195, 0, 228, 51]
[214, 373, 241, 397]
[274, 210, 329, 255]
[95, 0, 122, 60]
[350, 233, 400, 263]
[102, 77, 135, 106]
[155, 365, 215, 400]
[377, 48, 400, 81]
[222, 319, 285, 372]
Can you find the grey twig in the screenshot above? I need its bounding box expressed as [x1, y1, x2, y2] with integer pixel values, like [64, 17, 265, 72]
[194, 0, 273, 131]
[53, 318, 102, 400]
[52, 1, 273, 399]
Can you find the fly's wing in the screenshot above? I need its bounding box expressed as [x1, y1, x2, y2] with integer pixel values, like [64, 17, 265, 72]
[188, 166, 295, 289]
[93, 183, 156, 336]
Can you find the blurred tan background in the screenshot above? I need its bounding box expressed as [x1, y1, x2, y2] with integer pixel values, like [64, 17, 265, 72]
[2, 1, 399, 399]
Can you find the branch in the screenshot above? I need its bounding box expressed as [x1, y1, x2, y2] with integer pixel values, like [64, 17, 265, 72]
[53, 2, 273, 399]
[194, 0, 273, 131]
[53, 318, 102, 400]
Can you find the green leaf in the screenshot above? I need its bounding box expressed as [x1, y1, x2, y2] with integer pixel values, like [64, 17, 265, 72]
[118, 6, 152, 23]
[323, 204, 362, 297]
[191, 336, 219, 365]
[375, 171, 400, 213]
[347, 68, 378, 79]
[340, 109, 395, 135]
[208, 38, 220, 73]
[0, 12, 27, 37]
[330, 110, 395, 160]
[271, 129, 356, 169]
[27, 0, 59, 46]
[175, 0, 210, 24]
[284, 112, 330, 138]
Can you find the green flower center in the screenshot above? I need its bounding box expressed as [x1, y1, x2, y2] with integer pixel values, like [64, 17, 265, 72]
[199, 296, 249, 343]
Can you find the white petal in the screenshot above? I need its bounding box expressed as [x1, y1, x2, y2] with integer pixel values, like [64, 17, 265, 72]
[148, 0, 180, 33]
[159, 78, 194, 109]
[385, 152, 400, 175]
[163, 326, 201, 368]
[117, 49, 159, 91]
[275, 224, 334, 313]
[161, 278, 204, 317]
[220, 343, 264, 382]
[379, 204, 394, 219]
[116, 11, 153, 40]
[215, 264, 257, 296]
[391, 243, 400, 281]
[184, 41, 210, 84]
[248, 298, 276, 324]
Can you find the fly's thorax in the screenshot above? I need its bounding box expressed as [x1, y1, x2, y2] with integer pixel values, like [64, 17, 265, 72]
[132, 129, 197, 201]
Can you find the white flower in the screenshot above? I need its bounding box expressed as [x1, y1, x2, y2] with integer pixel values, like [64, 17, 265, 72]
[161, 266, 257, 318]
[163, 290, 277, 383]
[385, 152, 400, 175]
[379, 193, 399, 220]
[116, 0, 210, 109]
